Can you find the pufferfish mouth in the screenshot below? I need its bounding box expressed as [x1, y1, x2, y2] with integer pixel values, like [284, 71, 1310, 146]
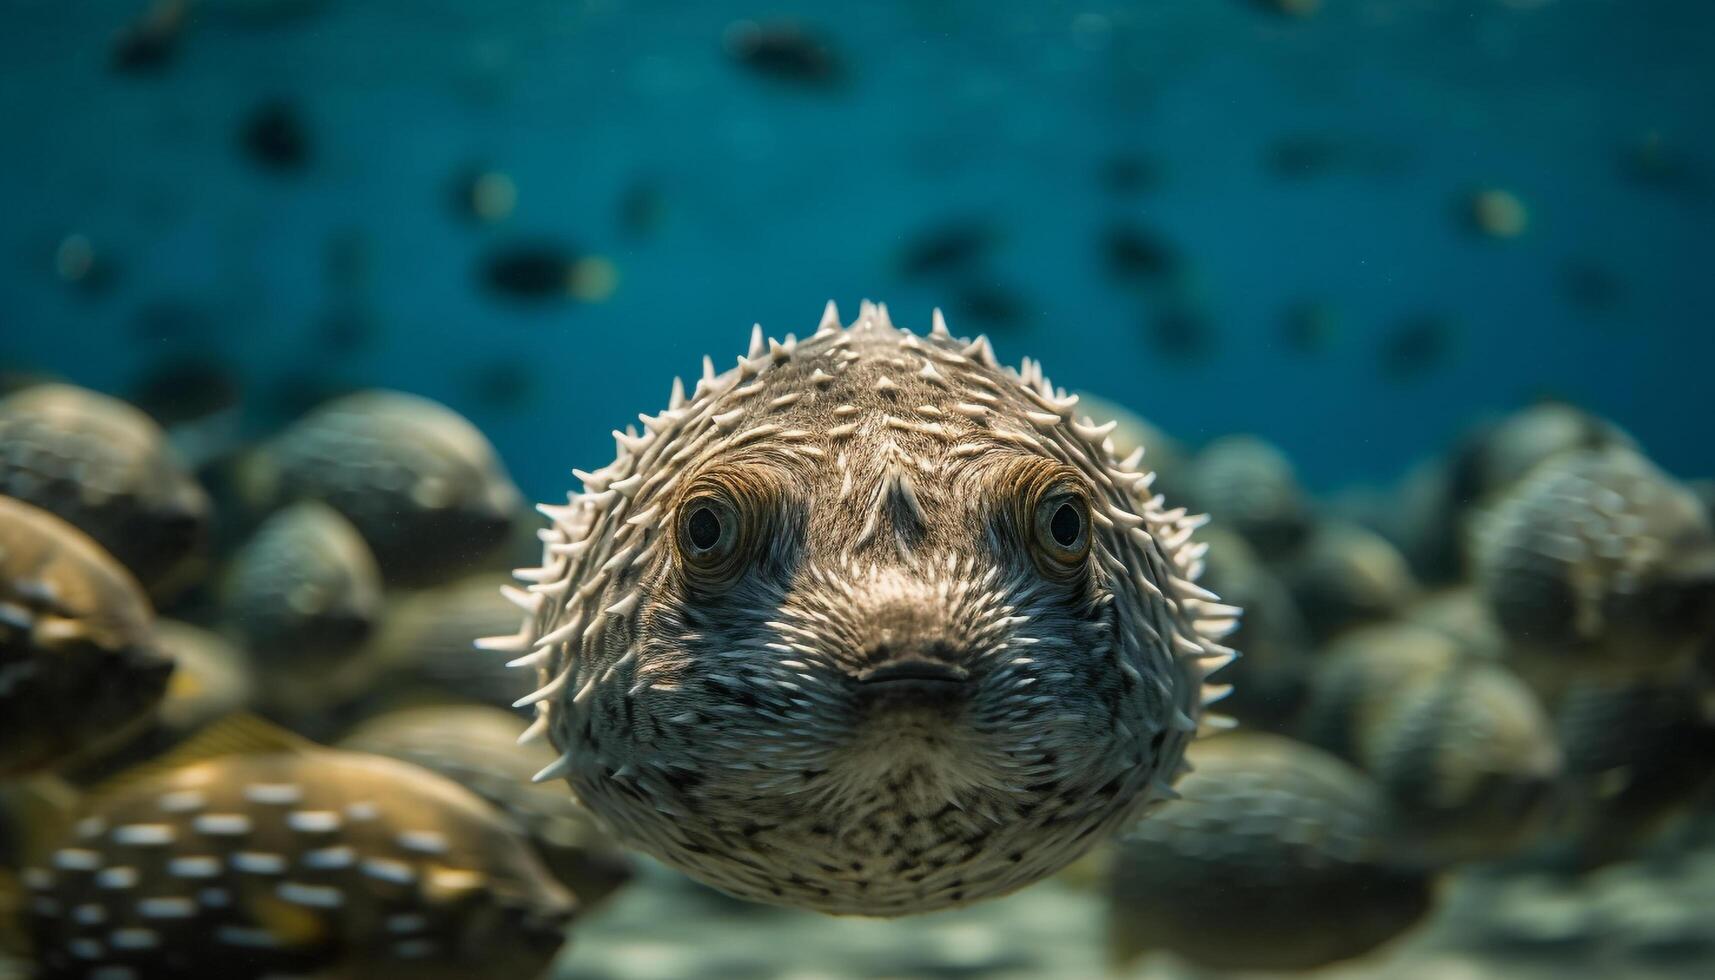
[853, 658, 970, 707]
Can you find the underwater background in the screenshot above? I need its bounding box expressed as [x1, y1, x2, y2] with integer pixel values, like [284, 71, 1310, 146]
[3, 1, 1714, 978]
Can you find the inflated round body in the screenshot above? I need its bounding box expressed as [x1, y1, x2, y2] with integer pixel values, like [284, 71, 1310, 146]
[1186, 434, 1310, 559]
[496, 303, 1236, 916]
[223, 500, 382, 665]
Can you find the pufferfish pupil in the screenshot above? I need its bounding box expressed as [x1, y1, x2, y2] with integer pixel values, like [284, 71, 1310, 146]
[489, 302, 1237, 917]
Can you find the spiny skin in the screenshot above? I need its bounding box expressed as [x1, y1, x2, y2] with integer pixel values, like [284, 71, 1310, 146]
[222, 500, 382, 665]
[1193, 525, 1311, 733]
[492, 303, 1237, 916]
[0, 496, 174, 777]
[23, 750, 575, 979]
[1106, 733, 1433, 972]
[244, 390, 522, 585]
[339, 705, 635, 910]
[0, 384, 209, 598]
[1473, 446, 1715, 683]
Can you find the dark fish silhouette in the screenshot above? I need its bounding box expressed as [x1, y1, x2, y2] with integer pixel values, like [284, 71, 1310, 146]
[1101, 222, 1181, 289]
[239, 99, 310, 173]
[895, 218, 998, 281]
[723, 20, 844, 89]
[1378, 315, 1453, 382]
[479, 241, 579, 302]
[111, 0, 188, 76]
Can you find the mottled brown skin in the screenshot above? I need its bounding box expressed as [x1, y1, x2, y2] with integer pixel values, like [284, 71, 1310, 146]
[339, 705, 635, 910]
[0, 385, 209, 598]
[0, 496, 174, 777]
[24, 750, 574, 979]
[1106, 734, 1433, 972]
[498, 304, 1234, 916]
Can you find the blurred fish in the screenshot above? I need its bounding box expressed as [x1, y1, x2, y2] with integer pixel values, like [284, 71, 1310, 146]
[1402, 586, 1508, 661]
[722, 20, 845, 90]
[951, 278, 1029, 332]
[448, 167, 517, 225]
[616, 178, 666, 239]
[1473, 446, 1715, 685]
[1192, 526, 1313, 732]
[894, 218, 998, 281]
[68, 620, 259, 785]
[1273, 520, 1420, 641]
[479, 240, 616, 304]
[0, 496, 174, 777]
[1106, 733, 1432, 972]
[128, 358, 243, 430]
[1617, 131, 1706, 197]
[1280, 299, 1340, 354]
[358, 574, 536, 715]
[21, 723, 576, 978]
[1302, 621, 1562, 863]
[110, 0, 188, 76]
[1544, 675, 1715, 869]
[1096, 153, 1162, 196]
[466, 359, 537, 412]
[221, 501, 382, 668]
[238, 98, 310, 173]
[1147, 301, 1216, 361]
[240, 390, 521, 585]
[1379, 314, 1455, 382]
[1397, 403, 1637, 584]
[1100, 221, 1181, 290]
[1186, 434, 1311, 559]
[0, 384, 210, 598]
[1462, 187, 1531, 240]
[338, 705, 634, 910]
[53, 234, 119, 297]
[1250, 0, 1323, 19]
[1560, 257, 1625, 313]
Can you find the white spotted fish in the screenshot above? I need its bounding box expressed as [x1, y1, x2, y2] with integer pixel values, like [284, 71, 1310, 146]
[338, 705, 634, 909]
[241, 390, 522, 585]
[491, 303, 1237, 916]
[0, 496, 174, 777]
[21, 724, 575, 979]
[0, 385, 209, 599]
[1105, 733, 1434, 971]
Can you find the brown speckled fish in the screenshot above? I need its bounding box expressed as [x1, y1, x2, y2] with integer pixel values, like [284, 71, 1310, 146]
[1105, 733, 1434, 972]
[338, 704, 634, 910]
[241, 390, 522, 585]
[0, 495, 174, 777]
[22, 730, 575, 979]
[0, 385, 209, 598]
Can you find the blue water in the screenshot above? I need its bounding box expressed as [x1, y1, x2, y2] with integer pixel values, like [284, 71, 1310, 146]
[2, 0, 1711, 500]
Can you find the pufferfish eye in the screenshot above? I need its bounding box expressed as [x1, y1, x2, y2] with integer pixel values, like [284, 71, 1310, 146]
[675, 492, 745, 588]
[1032, 490, 1092, 572]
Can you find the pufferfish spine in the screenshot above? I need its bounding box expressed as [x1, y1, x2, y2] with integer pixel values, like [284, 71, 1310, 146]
[484, 302, 1238, 916]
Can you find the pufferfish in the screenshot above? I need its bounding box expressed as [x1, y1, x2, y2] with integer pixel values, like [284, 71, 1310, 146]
[485, 302, 1238, 916]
